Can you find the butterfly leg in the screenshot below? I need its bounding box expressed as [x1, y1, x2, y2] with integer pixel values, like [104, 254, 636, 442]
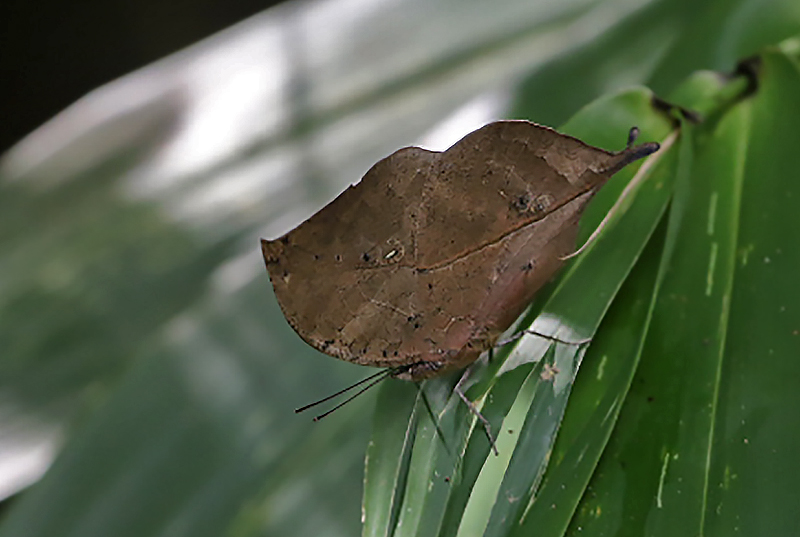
[496, 329, 592, 347]
[454, 367, 498, 456]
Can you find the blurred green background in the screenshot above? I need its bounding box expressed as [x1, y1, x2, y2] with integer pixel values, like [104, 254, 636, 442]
[1, 1, 799, 536]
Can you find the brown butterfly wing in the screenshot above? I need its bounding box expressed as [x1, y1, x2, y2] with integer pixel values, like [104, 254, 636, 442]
[263, 121, 634, 378]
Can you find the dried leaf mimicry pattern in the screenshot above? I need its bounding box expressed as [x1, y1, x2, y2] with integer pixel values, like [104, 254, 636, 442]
[262, 121, 657, 380]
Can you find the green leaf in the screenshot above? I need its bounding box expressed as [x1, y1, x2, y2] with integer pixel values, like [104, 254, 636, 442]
[512, 211, 667, 537]
[705, 48, 800, 536]
[567, 47, 800, 537]
[513, 66, 754, 537]
[363, 380, 419, 537]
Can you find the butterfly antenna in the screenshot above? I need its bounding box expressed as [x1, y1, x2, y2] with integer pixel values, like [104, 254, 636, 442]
[308, 370, 394, 421]
[295, 368, 391, 414]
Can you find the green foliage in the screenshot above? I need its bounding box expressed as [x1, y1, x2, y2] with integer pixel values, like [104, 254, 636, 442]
[1, 1, 799, 537]
[366, 44, 800, 537]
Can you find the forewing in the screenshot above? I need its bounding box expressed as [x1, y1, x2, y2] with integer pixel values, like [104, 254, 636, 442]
[263, 122, 626, 371]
